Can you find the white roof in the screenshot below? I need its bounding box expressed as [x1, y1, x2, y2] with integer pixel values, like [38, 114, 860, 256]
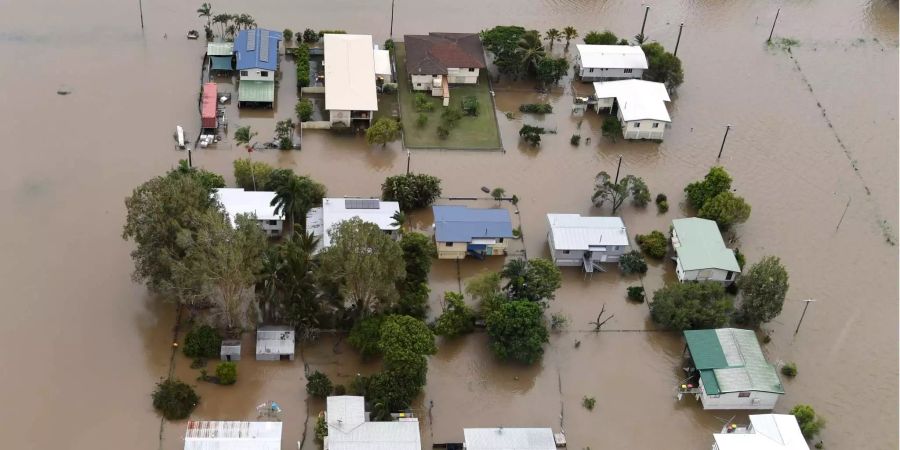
[713, 415, 810, 450]
[326, 396, 422, 450]
[547, 214, 629, 249]
[256, 326, 294, 356]
[576, 44, 648, 69]
[464, 428, 557, 450]
[214, 188, 281, 227]
[309, 198, 400, 249]
[374, 47, 391, 76]
[324, 34, 379, 111]
[593, 79, 671, 122]
[184, 421, 282, 450]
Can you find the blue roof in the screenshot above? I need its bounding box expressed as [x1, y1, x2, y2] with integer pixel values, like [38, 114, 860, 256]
[235, 28, 282, 71]
[433, 206, 514, 243]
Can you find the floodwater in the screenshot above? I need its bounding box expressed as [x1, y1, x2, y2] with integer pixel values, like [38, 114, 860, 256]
[0, 0, 897, 449]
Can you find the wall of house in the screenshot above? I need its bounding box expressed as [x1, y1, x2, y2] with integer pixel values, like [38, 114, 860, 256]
[239, 68, 276, 81]
[699, 379, 780, 410]
[437, 241, 468, 259]
[329, 109, 350, 125]
[589, 244, 629, 263]
[411, 74, 439, 91]
[679, 265, 737, 284]
[258, 219, 283, 237]
[376, 71, 394, 84]
[447, 67, 479, 84]
[620, 111, 667, 140]
[578, 67, 644, 81]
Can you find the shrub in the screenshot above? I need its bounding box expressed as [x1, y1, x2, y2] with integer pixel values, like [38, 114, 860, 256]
[318, 29, 347, 37]
[519, 125, 543, 146]
[314, 413, 327, 442]
[699, 191, 751, 230]
[570, 134, 581, 146]
[282, 29, 293, 42]
[215, 362, 237, 385]
[296, 99, 313, 122]
[583, 30, 619, 45]
[384, 39, 396, 53]
[303, 28, 318, 43]
[790, 404, 825, 439]
[512, 227, 522, 238]
[601, 116, 622, 141]
[441, 107, 463, 128]
[582, 396, 596, 410]
[619, 250, 648, 275]
[685, 166, 732, 210]
[550, 313, 568, 331]
[734, 248, 746, 270]
[434, 292, 475, 337]
[436, 125, 450, 139]
[415, 113, 428, 128]
[655, 193, 669, 213]
[635, 230, 668, 259]
[518, 103, 553, 114]
[183, 325, 221, 359]
[381, 173, 442, 210]
[348, 315, 384, 359]
[627, 286, 645, 302]
[294, 44, 311, 88]
[152, 378, 200, 420]
[781, 362, 798, 377]
[306, 370, 334, 397]
[414, 93, 435, 112]
[333, 384, 347, 395]
[655, 193, 667, 204]
[461, 96, 479, 116]
[650, 282, 733, 330]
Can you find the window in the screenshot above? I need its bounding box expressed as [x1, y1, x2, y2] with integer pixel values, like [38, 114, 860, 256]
[597, 247, 607, 252]
[498, 238, 504, 243]
[445, 242, 453, 247]
[624, 68, 633, 73]
[469, 68, 475, 72]
[563, 250, 570, 254]
[738, 392, 751, 398]
[589, 68, 594, 73]
[652, 122, 659, 128]
[613, 246, 620, 251]
[267, 220, 278, 226]
[261, 70, 269, 77]
[240, 70, 248, 76]
[633, 122, 641, 128]
[725, 271, 734, 281]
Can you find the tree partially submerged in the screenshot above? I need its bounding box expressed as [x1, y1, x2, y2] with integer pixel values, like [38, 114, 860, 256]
[396, 232, 436, 318]
[381, 173, 442, 211]
[790, 404, 825, 440]
[152, 378, 200, 420]
[583, 30, 619, 45]
[738, 256, 789, 327]
[699, 191, 751, 230]
[486, 300, 549, 364]
[635, 230, 668, 259]
[501, 258, 562, 305]
[642, 42, 684, 91]
[592, 171, 651, 214]
[366, 118, 402, 147]
[650, 282, 733, 330]
[685, 166, 732, 210]
[434, 292, 475, 337]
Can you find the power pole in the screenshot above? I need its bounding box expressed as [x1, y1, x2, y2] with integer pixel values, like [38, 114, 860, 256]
[138, 0, 145, 29]
[640, 5, 650, 38]
[717, 124, 732, 159]
[794, 299, 817, 335]
[835, 195, 852, 231]
[187, 147, 193, 168]
[767, 8, 781, 43]
[406, 149, 411, 175]
[389, 0, 395, 38]
[614, 154, 623, 184]
[673, 22, 684, 56]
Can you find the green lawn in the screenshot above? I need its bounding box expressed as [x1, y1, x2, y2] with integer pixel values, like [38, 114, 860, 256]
[395, 43, 502, 149]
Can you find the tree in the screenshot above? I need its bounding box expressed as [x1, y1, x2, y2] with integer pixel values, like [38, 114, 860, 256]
[197, 3, 212, 26]
[152, 378, 200, 420]
[601, 116, 622, 142]
[619, 250, 648, 275]
[434, 292, 475, 337]
[379, 315, 437, 358]
[269, 172, 326, 229]
[306, 370, 334, 397]
[414, 92, 435, 112]
[282, 28, 293, 42]
[481, 26, 528, 79]
[544, 28, 561, 50]
[685, 166, 732, 210]
[584, 30, 619, 45]
[501, 258, 562, 304]
[635, 230, 668, 259]
[592, 172, 651, 214]
[562, 26, 578, 49]
[275, 118, 295, 150]
[466, 271, 504, 316]
[738, 256, 789, 327]
[233, 158, 274, 191]
[486, 301, 549, 364]
[348, 315, 385, 359]
[317, 218, 406, 320]
[381, 173, 442, 211]
[234, 125, 257, 149]
[259, 230, 321, 335]
[212, 13, 231, 38]
[650, 282, 733, 330]
[396, 232, 436, 318]
[519, 124, 543, 146]
[303, 28, 318, 43]
[536, 57, 570, 86]
[633, 33, 648, 45]
[296, 99, 313, 122]
[790, 404, 825, 439]
[183, 325, 222, 359]
[642, 42, 684, 90]
[699, 191, 751, 229]
[490, 187, 506, 204]
[170, 160, 225, 192]
[215, 362, 237, 385]
[461, 96, 479, 116]
[516, 30, 546, 74]
[366, 118, 402, 147]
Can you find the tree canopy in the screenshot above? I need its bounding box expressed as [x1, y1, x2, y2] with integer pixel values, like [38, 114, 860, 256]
[152, 378, 200, 420]
[466, 271, 505, 316]
[738, 256, 789, 327]
[348, 315, 385, 359]
[396, 232, 436, 318]
[434, 292, 475, 337]
[685, 166, 732, 210]
[381, 173, 442, 211]
[642, 42, 684, 90]
[636, 230, 668, 259]
[650, 281, 733, 330]
[698, 191, 752, 230]
[366, 118, 402, 147]
[790, 404, 825, 439]
[233, 158, 275, 191]
[619, 250, 648, 275]
[259, 230, 321, 334]
[536, 57, 570, 86]
[269, 170, 327, 227]
[379, 314, 437, 358]
[481, 26, 528, 78]
[486, 300, 549, 364]
[501, 258, 562, 305]
[592, 172, 651, 213]
[583, 30, 619, 45]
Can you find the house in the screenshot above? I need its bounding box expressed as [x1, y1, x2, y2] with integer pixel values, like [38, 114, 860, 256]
[593, 79, 671, 140]
[306, 198, 401, 253]
[432, 205, 514, 260]
[234, 28, 282, 108]
[183, 421, 282, 450]
[373, 45, 393, 85]
[207, 41, 234, 72]
[546, 214, 630, 272]
[220, 339, 241, 361]
[201, 82, 218, 132]
[323, 34, 379, 127]
[712, 414, 810, 450]
[256, 325, 294, 361]
[404, 33, 486, 106]
[575, 44, 647, 81]
[679, 328, 784, 410]
[324, 396, 421, 450]
[463, 428, 558, 450]
[214, 188, 284, 237]
[671, 218, 741, 284]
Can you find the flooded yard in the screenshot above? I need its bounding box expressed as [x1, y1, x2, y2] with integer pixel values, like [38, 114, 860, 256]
[0, 0, 896, 449]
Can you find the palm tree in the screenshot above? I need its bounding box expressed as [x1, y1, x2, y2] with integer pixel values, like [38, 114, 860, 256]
[515, 31, 546, 74]
[544, 28, 562, 51]
[563, 26, 578, 49]
[390, 210, 407, 231]
[197, 3, 212, 27]
[212, 13, 230, 38]
[634, 33, 648, 45]
[234, 125, 257, 148]
[490, 187, 506, 206]
[271, 175, 308, 230]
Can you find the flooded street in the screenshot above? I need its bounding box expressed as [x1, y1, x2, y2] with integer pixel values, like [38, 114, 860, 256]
[0, 0, 897, 449]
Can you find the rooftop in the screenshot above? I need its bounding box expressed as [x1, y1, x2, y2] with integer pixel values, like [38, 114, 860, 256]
[593, 79, 671, 122]
[463, 428, 557, 450]
[235, 28, 281, 71]
[576, 44, 648, 69]
[256, 325, 295, 356]
[671, 218, 740, 272]
[713, 414, 810, 450]
[207, 41, 234, 56]
[432, 205, 514, 243]
[325, 396, 422, 450]
[684, 328, 784, 395]
[324, 34, 379, 112]
[547, 213, 629, 249]
[404, 33, 486, 75]
[374, 47, 391, 76]
[307, 198, 400, 249]
[214, 188, 281, 227]
[183, 421, 282, 450]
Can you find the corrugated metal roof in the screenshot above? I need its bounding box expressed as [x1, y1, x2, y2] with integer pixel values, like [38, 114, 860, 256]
[684, 329, 728, 370]
[201, 83, 218, 128]
[324, 34, 378, 112]
[314, 198, 400, 249]
[235, 28, 281, 71]
[210, 55, 233, 71]
[326, 396, 421, 450]
[593, 79, 671, 122]
[214, 188, 281, 226]
[547, 214, 629, 249]
[576, 44, 648, 69]
[433, 206, 514, 243]
[207, 42, 234, 56]
[238, 80, 275, 103]
[183, 421, 282, 450]
[374, 48, 392, 76]
[672, 218, 740, 272]
[684, 329, 783, 395]
[713, 415, 810, 450]
[464, 428, 557, 450]
[256, 326, 295, 356]
[404, 33, 486, 75]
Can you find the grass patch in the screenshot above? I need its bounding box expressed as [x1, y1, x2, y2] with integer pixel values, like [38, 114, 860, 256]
[395, 42, 501, 149]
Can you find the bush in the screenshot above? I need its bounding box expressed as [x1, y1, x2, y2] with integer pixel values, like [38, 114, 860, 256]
[650, 282, 733, 330]
[333, 384, 347, 395]
[461, 96, 479, 116]
[381, 173, 442, 211]
[183, 325, 222, 359]
[215, 362, 237, 385]
[434, 292, 475, 338]
[583, 30, 619, 45]
[734, 248, 746, 270]
[570, 134, 581, 146]
[601, 116, 622, 141]
[296, 99, 313, 122]
[414, 93, 435, 112]
[233, 158, 275, 191]
[699, 191, 751, 230]
[318, 29, 347, 37]
[685, 166, 732, 210]
[582, 396, 596, 410]
[619, 251, 648, 275]
[282, 29, 293, 42]
[655, 193, 669, 213]
[655, 193, 667, 204]
[348, 316, 384, 359]
[303, 28, 318, 43]
[152, 378, 200, 420]
[627, 286, 645, 302]
[306, 370, 334, 397]
[790, 404, 825, 439]
[635, 230, 668, 259]
[384, 39, 395, 53]
[294, 44, 311, 88]
[441, 107, 463, 128]
[436, 125, 450, 139]
[519, 125, 543, 146]
[550, 313, 568, 331]
[518, 103, 553, 114]
[781, 362, 798, 377]
[416, 113, 428, 128]
[314, 413, 327, 442]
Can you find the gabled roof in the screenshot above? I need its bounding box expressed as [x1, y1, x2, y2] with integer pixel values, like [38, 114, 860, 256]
[207, 41, 234, 56]
[374, 47, 392, 76]
[713, 415, 810, 450]
[547, 214, 629, 249]
[256, 325, 294, 356]
[184, 421, 282, 450]
[214, 188, 282, 226]
[326, 396, 421, 450]
[433, 205, 513, 243]
[404, 33, 486, 75]
[576, 44, 648, 69]
[324, 34, 378, 112]
[671, 218, 740, 272]
[593, 79, 671, 122]
[684, 329, 784, 395]
[235, 28, 282, 71]
[464, 428, 557, 450]
[310, 198, 400, 249]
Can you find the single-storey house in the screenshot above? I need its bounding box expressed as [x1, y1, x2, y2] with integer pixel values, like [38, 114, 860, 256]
[432, 205, 514, 260]
[325, 396, 421, 450]
[306, 198, 400, 253]
[681, 328, 784, 410]
[373, 45, 393, 85]
[207, 41, 234, 72]
[712, 414, 810, 450]
[575, 44, 647, 81]
[184, 420, 282, 450]
[323, 34, 378, 127]
[464, 428, 558, 450]
[235, 28, 282, 108]
[671, 218, 741, 284]
[546, 214, 630, 272]
[200, 82, 218, 132]
[256, 325, 295, 361]
[214, 188, 284, 237]
[404, 33, 486, 106]
[593, 79, 671, 140]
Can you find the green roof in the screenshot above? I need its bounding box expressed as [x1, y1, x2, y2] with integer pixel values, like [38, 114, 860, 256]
[207, 42, 234, 56]
[672, 218, 740, 272]
[210, 55, 233, 71]
[684, 328, 784, 395]
[238, 80, 275, 103]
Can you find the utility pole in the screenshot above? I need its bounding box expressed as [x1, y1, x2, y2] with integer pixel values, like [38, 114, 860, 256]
[794, 299, 817, 335]
[614, 154, 623, 184]
[406, 149, 411, 175]
[138, 0, 144, 29]
[674, 22, 684, 56]
[187, 147, 193, 168]
[717, 124, 732, 159]
[389, 0, 395, 38]
[640, 5, 650, 38]
[767, 8, 781, 43]
[835, 195, 852, 231]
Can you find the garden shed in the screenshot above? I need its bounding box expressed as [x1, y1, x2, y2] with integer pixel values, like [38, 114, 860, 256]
[220, 339, 241, 361]
[255, 325, 295, 361]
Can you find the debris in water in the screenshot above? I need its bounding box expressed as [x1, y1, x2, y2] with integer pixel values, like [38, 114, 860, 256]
[56, 86, 72, 95]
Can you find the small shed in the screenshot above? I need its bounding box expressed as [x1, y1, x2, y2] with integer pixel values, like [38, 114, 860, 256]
[207, 42, 235, 72]
[201, 83, 218, 130]
[220, 339, 241, 361]
[256, 325, 295, 361]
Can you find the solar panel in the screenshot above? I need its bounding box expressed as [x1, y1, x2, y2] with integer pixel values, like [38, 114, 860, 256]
[259, 30, 269, 62]
[247, 29, 256, 51]
[345, 199, 380, 209]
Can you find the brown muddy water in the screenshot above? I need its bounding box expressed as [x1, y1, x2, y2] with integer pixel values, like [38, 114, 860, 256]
[0, 0, 897, 449]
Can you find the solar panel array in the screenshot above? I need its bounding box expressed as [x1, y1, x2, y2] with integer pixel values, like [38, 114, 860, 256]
[259, 30, 269, 62]
[247, 29, 256, 51]
[345, 199, 380, 209]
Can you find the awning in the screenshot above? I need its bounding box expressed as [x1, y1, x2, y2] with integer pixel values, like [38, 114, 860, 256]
[210, 55, 233, 71]
[201, 83, 217, 129]
[238, 80, 275, 103]
[207, 42, 234, 56]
